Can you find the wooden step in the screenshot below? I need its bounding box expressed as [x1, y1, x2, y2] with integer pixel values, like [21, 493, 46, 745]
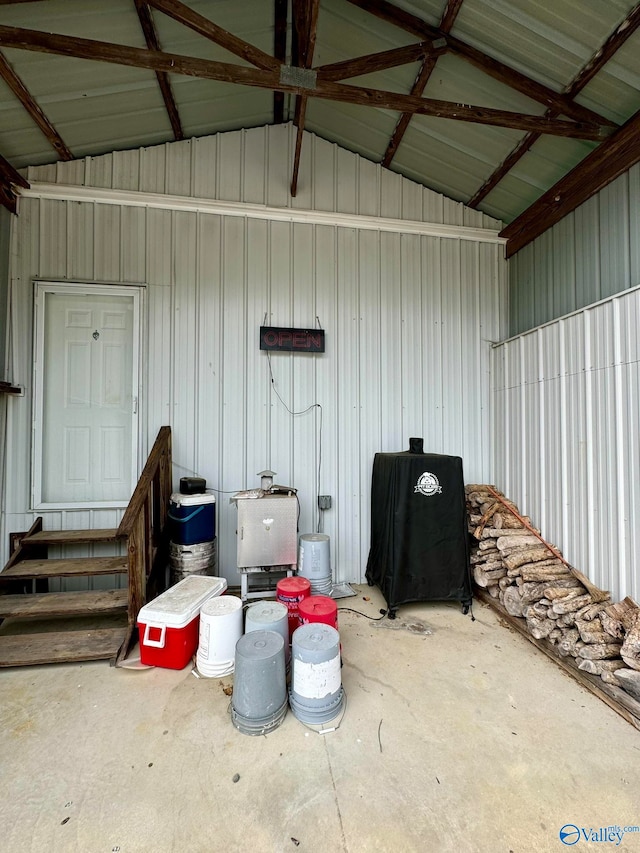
[0, 556, 128, 581]
[0, 626, 128, 667]
[21, 528, 120, 546]
[0, 589, 128, 619]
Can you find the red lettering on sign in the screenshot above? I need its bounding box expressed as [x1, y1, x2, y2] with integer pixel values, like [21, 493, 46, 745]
[293, 332, 307, 348]
[263, 330, 279, 346]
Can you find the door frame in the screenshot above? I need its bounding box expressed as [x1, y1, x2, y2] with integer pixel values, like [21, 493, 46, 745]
[32, 280, 144, 510]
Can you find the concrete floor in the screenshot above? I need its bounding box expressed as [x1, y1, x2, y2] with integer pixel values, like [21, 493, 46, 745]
[2, 585, 640, 853]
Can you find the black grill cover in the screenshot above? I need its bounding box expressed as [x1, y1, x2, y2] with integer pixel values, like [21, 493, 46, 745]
[365, 451, 471, 612]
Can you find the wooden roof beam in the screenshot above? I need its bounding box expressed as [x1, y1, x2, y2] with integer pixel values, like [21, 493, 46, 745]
[0, 151, 29, 214]
[468, 4, 640, 209]
[440, 0, 465, 35]
[0, 25, 611, 140]
[382, 0, 463, 169]
[273, 0, 288, 123]
[382, 56, 438, 168]
[134, 0, 183, 141]
[290, 0, 320, 197]
[566, 4, 640, 99]
[0, 50, 72, 160]
[292, 0, 320, 70]
[147, 0, 279, 71]
[345, 0, 615, 128]
[500, 109, 640, 257]
[316, 41, 445, 82]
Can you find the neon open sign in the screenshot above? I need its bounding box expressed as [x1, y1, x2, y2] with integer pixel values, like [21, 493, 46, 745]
[260, 326, 325, 353]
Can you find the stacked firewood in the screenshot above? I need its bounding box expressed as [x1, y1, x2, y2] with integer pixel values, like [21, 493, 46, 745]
[466, 484, 640, 704]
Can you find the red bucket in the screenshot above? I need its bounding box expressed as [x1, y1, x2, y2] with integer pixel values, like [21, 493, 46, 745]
[276, 576, 311, 639]
[298, 594, 338, 631]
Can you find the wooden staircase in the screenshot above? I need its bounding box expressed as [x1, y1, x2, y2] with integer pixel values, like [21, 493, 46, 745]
[0, 427, 172, 667]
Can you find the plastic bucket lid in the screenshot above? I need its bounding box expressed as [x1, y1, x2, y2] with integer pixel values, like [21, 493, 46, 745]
[245, 601, 290, 666]
[298, 595, 337, 625]
[276, 576, 311, 598]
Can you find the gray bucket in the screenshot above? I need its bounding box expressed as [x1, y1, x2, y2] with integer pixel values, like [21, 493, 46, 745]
[245, 600, 290, 669]
[170, 539, 217, 584]
[298, 533, 332, 596]
[290, 623, 344, 726]
[231, 630, 287, 736]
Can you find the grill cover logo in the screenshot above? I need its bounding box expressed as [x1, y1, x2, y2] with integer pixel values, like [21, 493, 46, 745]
[414, 472, 442, 496]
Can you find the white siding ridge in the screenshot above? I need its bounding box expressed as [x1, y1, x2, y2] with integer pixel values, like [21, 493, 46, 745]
[496, 280, 640, 347]
[19, 182, 506, 245]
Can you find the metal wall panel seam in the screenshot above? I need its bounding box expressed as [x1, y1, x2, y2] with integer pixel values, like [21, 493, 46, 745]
[559, 318, 570, 557]
[612, 297, 628, 595]
[582, 309, 598, 590]
[193, 211, 202, 483]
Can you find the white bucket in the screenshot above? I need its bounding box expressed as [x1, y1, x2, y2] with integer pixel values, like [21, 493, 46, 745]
[196, 595, 243, 677]
[290, 623, 344, 725]
[298, 533, 332, 596]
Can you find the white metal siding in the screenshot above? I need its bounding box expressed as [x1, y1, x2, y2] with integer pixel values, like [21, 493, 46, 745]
[510, 164, 640, 335]
[0, 206, 9, 381]
[26, 124, 502, 232]
[493, 287, 640, 602]
[3, 126, 507, 586]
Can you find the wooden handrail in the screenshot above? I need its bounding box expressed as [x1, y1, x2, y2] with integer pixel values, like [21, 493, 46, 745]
[117, 425, 172, 538]
[116, 425, 172, 665]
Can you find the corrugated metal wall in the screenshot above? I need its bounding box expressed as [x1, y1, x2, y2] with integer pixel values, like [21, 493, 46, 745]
[2, 124, 508, 586]
[509, 164, 640, 335]
[0, 206, 9, 381]
[492, 285, 640, 602]
[24, 123, 502, 232]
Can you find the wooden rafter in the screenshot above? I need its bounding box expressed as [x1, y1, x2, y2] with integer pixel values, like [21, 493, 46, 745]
[566, 4, 640, 99]
[290, 0, 319, 197]
[468, 4, 640, 209]
[273, 0, 287, 122]
[382, 0, 463, 169]
[382, 56, 438, 168]
[0, 50, 71, 160]
[134, 0, 183, 141]
[439, 0, 465, 35]
[467, 132, 539, 208]
[316, 42, 445, 83]
[292, 0, 320, 69]
[147, 0, 279, 71]
[500, 109, 640, 257]
[345, 0, 615, 129]
[0, 25, 611, 142]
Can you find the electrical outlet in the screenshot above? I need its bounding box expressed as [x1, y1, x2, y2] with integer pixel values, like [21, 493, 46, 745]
[318, 495, 332, 510]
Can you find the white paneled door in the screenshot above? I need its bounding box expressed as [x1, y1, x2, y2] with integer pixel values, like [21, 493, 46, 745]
[33, 283, 141, 508]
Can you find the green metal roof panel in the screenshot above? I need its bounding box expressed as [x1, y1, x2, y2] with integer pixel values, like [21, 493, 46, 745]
[1, 0, 640, 224]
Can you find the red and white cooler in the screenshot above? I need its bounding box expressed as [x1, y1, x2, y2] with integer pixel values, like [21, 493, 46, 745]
[137, 575, 227, 669]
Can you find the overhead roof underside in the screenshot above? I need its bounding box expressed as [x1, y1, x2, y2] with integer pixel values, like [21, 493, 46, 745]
[1, 0, 640, 253]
